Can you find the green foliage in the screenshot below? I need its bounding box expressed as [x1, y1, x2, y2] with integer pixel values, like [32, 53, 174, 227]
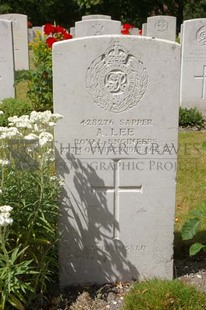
[182, 142, 206, 256]
[179, 107, 205, 130]
[27, 37, 53, 111]
[0, 3, 11, 14]
[0, 240, 36, 310]
[184, 0, 206, 20]
[76, 0, 103, 9]
[0, 98, 33, 127]
[123, 279, 206, 310]
[0, 111, 62, 308]
[182, 202, 206, 256]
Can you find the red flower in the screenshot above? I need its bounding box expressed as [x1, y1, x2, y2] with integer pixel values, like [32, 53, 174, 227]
[63, 32, 73, 39]
[55, 26, 66, 34]
[46, 37, 57, 48]
[121, 28, 130, 35]
[44, 23, 56, 35]
[123, 23, 134, 30]
[28, 21, 32, 28]
[139, 29, 142, 35]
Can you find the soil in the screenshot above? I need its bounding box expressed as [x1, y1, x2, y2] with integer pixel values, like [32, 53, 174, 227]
[39, 255, 206, 310]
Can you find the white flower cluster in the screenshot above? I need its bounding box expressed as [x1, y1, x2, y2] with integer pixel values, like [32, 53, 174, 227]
[6, 110, 63, 147]
[0, 126, 22, 139]
[0, 110, 63, 166]
[0, 205, 13, 227]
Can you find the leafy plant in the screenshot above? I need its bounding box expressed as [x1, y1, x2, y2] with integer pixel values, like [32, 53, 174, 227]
[181, 141, 206, 256]
[0, 110, 63, 308]
[123, 278, 206, 310]
[27, 37, 53, 111]
[179, 107, 205, 130]
[0, 98, 33, 127]
[27, 25, 72, 112]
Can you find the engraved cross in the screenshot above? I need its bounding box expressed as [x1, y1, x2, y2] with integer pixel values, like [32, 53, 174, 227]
[92, 160, 143, 240]
[194, 65, 206, 99]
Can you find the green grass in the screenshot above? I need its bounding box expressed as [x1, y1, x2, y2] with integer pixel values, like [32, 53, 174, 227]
[123, 279, 206, 310]
[175, 131, 206, 257]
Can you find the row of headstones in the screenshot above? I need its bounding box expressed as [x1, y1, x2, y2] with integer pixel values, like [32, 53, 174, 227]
[0, 13, 206, 114]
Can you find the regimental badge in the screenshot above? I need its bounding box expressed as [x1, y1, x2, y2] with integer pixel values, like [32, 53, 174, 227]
[196, 25, 206, 46]
[86, 43, 148, 113]
[154, 18, 168, 32]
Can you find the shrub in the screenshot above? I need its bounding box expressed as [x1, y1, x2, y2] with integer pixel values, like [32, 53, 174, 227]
[27, 24, 72, 112]
[0, 110, 63, 309]
[123, 279, 206, 310]
[27, 37, 53, 111]
[182, 141, 206, 256]
[0, 98, 33, 126]
[179, 107, 205, 130]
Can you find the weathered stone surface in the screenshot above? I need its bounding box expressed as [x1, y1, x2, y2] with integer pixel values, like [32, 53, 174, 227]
[0, 13, 29, 70]
[82, 15, 111, 20]
[0, 19, 15, 100]
[53, 35, 180, 286]
[142, 23, 147, 36]
[147, 16, 176, 41]
[75, 18, 121, 37]
[180, 18, 206, 114]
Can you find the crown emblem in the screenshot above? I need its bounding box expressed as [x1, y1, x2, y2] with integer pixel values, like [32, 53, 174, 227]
[104, 43, 128, 64]
[86, 42, 148, 113]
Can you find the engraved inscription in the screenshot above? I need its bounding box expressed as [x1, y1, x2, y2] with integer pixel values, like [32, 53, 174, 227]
[196, 25, 206, 46]
[194, 65, 206, 98]
[80, 119, 153, 126]
[91, 23, 104, 35]
[69, 244, 146, 258]
[154, 18, 168, 32]
[86, 43, 148, 113]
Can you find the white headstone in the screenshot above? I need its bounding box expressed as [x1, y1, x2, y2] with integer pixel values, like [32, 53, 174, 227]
[82, 15, 111, 20]
[0, 14, 29, 70]
[180, 18, 206, 114]
[147, 16, 176, 41]
[179, 23, 183, 45]
[142, 23, 147, 36]
[70, 27, 75, 38]
[53, 35, 180, 286]
[130, 27, 139, 35]
[0, 19, 15, 100]
[75, 16, 121, 37]
[32, 26, 43, 38]
[28, 28, 33, 42]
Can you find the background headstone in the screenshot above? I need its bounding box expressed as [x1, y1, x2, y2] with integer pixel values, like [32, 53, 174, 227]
[28, 28, 33, 42]
[0, 13, 29, 70]
[32, 26, 43, 39]
[82, 15, 111, 20]
[179, 23, 183, 45]
[142, 23, 147, 36]
[75, 15, 121, 37]
[130, 27, 139, 35]
[180, 18, 206, 114]
[147, 16, 176, 41]
[0, 19, 15, 100]
[70, 27, 75, 38]
[53, 35, 180, 286]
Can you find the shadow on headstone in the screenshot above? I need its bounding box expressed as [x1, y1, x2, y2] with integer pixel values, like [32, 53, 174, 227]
[56, 150, 139, 286]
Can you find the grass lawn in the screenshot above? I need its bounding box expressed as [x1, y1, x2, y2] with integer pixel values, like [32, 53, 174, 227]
[175, 131, 206, 256]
